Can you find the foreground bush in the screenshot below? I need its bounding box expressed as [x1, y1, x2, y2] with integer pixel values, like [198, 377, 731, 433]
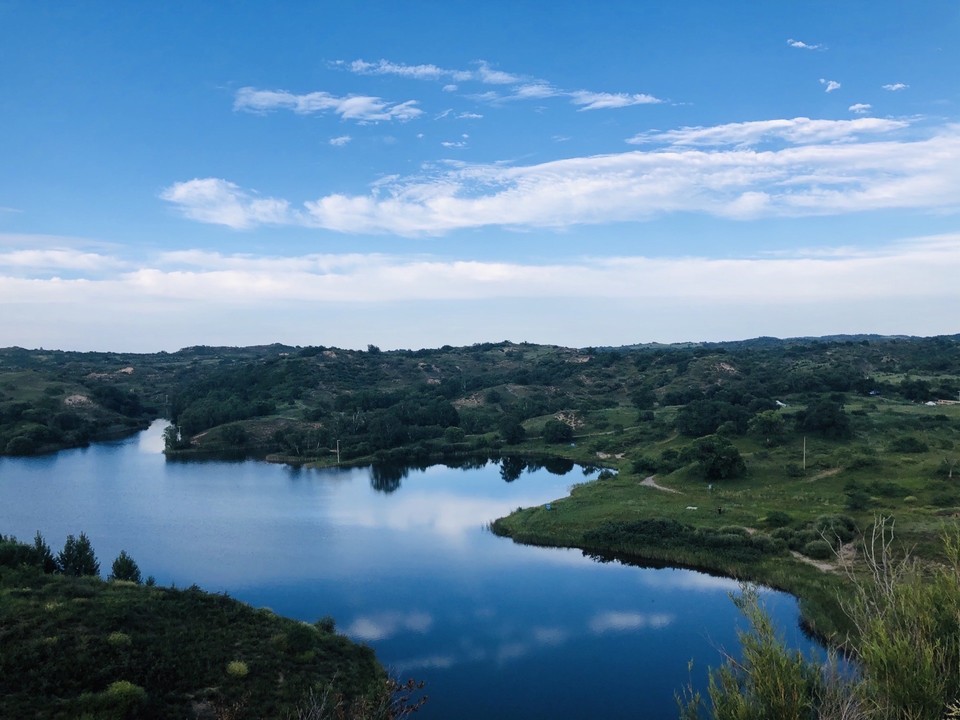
[679, 518, 960, 720]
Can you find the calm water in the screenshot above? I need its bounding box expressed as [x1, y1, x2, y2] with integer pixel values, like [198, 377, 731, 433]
[0, 421, 819, 718]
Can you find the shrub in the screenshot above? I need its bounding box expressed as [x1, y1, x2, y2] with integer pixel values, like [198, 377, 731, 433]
[890, 436, 929, 453]
[285, 623, 317, 654]
[226, 660, 249, 678]
[802, 539, 833, 560]
[764, 511, 793, 528]
[107, 631, 132, 647]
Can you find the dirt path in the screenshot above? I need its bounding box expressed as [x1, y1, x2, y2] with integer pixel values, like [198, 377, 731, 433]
[640, 475, 682, 494]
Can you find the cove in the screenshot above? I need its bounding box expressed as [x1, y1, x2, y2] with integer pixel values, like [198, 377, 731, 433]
[0, 421, 822, 718]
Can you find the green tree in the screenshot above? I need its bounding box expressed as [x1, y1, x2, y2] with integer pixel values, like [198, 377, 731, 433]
[57, 532, 100, 577]
[542, 419, 573, 444]
[33, 531, 57, 573]
[109, 550, 142, 583]
[499, 418, 526, 444]
[746, 411, 785, 445]
[689, 436, 746, 480]
[797, 399, 852, 440]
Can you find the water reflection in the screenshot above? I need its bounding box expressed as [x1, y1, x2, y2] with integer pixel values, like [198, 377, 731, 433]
[0, 420, 821, 720]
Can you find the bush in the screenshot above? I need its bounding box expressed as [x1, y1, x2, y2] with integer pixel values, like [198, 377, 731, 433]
[890, 435, 929, 453]
[542, 418, 573, 443]
[226, 660, 249, 678]
[764, 511, 793, 528]
[286, 623, 317, 654]
[802, 539, 833, 560]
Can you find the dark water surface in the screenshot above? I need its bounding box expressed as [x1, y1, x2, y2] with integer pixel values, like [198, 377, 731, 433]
[0, 421, 821, 718]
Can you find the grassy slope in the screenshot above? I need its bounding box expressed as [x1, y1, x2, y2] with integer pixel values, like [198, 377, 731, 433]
[0, 564, 382, 719]
[493, 394, 960, 641]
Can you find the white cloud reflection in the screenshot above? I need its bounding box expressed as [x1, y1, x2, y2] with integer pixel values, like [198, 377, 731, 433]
[345, 611, 433, 641]
[589, 611, 675, 633]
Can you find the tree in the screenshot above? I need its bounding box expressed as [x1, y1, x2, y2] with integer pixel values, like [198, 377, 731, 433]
[499, 417, 526, 444]
[57, 532, 100, 577]
[689, 436, 746, 480]
[796, 399, 852, 440]
[542, 419, 573, 444]
[33, 531, 57, 573]
[109, 550, 142, 583]
[746, 410, 785, 446]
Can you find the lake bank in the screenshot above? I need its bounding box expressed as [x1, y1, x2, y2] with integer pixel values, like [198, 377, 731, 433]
[490, 469, 853, 642]
[0, 421, 823, 718]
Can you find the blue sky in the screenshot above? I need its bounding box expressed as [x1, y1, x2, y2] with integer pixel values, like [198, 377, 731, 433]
[2, 2, 958, 351]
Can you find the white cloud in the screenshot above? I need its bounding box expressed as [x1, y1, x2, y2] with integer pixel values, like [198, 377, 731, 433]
[628, 117, 908, 147]
[4, 234, 960, 350]
[882, 82, 909, 91]
[7, 234, 960, 305]
[512, 83, 560, 100]
[0, 249, 124, 273]
[848, 103, 872, 114]
[342, 56, 661, 112]
[441, 141, 467, 148]
[329, 135, 352, 146]
[163, 121, 960, 234]
[348, 58, 471, 82]
[787, 38, 823, 50]
[570, 91, 663, 110]
[819, 78, 841, 93]
[233, 87, 422, 122]
[457, 112, 483, 119]
[475, 61, 521, 85]
[160, 178, 291, 230]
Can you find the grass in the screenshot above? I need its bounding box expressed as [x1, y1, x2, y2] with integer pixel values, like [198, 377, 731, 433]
[492, 397, 960, 643]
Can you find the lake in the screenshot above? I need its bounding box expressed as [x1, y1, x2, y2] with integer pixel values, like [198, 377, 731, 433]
[0, 420, 820, 718]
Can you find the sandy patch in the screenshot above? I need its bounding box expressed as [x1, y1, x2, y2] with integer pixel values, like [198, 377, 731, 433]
[640, 475, 682, 494]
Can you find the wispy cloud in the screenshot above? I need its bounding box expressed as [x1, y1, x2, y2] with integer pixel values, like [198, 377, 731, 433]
[512, 83, 560, 100]
[341, 57, 663, 111]
[570, 91, 663, 111]
[787, 38, 824, 50]
[627, 117, 909, 147]
[346, 58, 472, 82]
[329, 135, 352, 146]
[820, 78, 841, 93]
[162, 121, 960, 235]
[848, 103, 872, 115]
[233, 87, 422, 122]
[882, 82, 909, 92]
